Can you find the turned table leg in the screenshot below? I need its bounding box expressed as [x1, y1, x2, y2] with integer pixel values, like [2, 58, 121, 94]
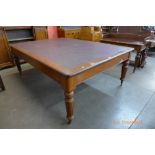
[141, 48, 148, 68]
[133, 52, 141, 73]
[14, 55, 22, 75]
[0, 75, 5, 90]
[120, 59, 129, 86]
[64, 91, 74, 124]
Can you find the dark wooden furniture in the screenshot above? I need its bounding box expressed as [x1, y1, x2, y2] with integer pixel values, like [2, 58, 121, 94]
[0, 26, 48, 68]
[101, 26, 152, 72]
[0, 75, 5, 91]
[10, 38, 133, 123]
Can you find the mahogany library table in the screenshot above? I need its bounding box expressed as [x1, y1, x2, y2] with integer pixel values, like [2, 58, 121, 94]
[10, 38, 133, 123]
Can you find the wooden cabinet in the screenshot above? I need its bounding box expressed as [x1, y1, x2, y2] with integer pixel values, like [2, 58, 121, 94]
[79, 26, 102, 42]
[0, 26, 48, 68]
[58, 27, 81, 39]
[33, 26, 48, 40]
[0, 27, 13, 68]
[64, 29, 80, 39]
[4, 26, 34, 43]
[59, 26, 102, 41]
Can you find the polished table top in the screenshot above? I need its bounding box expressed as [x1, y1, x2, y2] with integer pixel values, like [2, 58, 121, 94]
[11, 38, 133, 76]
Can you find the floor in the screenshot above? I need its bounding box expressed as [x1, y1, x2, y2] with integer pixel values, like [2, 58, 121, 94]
[0, 52, 155, 129]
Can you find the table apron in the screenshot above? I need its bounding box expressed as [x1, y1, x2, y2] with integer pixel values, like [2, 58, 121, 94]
[69, 52, 130, 88]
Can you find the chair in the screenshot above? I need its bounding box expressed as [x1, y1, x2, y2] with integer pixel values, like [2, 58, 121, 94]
[0, 75, 5, 91]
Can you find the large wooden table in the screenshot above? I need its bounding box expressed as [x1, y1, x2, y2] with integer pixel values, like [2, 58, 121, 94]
[10, 38, 133, 123]
[101, 36, 148, 72]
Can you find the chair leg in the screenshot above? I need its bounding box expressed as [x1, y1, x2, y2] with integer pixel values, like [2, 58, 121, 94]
[133, 52, 141, 73]
[0, 75, 5, 90]
[14, 55, 22, 75]
[120, 59, 130, 86]
[141, 48, 148, 68]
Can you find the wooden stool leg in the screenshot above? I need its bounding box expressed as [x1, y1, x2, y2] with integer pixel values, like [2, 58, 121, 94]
[133, 52, 141, 73]
[64, 91, 74, 124]
[141, 48, 148, 68]
[120, 59, 129, 86]
[0, 75, 5, 90]
[14, 55, 22, 75]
